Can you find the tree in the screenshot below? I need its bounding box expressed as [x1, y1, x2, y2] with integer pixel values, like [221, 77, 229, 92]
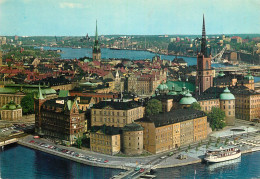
[76, 137, 82, 149]
[189, 102, 202, 111]
[225, 138, 229, 145]
[21, 94, 35, 114]
[188, 144, 191, 151]
[196, 146, 199, 154]
[207, 107, 226, 131]
[145, 99, 162, 116]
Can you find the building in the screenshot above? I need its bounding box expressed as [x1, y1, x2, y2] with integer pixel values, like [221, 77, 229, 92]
[91, 99, 145, 127]
[0, 100, 22, 121]
[231, 86, 260, 121]
[0, 50, 2, 66]
[136, 109, 208, 154]
[196, 15, 214, 93]
[93, 20, 101, 61]
[90, 125, 121, 155]
[0, 84, 57, 108]
[126, 70, 167, 96]
[231, 36, 243, 43]
[214, 70, 255, 90]
[172, 57, 187, 66]
[122, 123, 144, 155]
[219, 87, 236, 125]
[35, 86, 85, 145]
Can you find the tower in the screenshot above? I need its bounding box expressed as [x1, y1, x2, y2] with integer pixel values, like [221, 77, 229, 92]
[196, 15, 213, 93]
[92, 20, 101, 61]
[0, 50, 2, 66]
[34, 84, 46, 135]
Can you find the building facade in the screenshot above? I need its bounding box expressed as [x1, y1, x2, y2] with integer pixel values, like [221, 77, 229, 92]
[91, 100, 144, 127]
[0, 100, 22, 121]
[136, 109, 208, 154]
[35, 87, 85, 144]
[90, 126, 121, 155]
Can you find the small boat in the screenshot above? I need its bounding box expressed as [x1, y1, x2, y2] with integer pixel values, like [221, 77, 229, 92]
[204, 147, 241, 163]
[72, 46, 81, 49]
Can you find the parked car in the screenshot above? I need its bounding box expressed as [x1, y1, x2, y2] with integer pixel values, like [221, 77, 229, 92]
[139, 168, 145, 173]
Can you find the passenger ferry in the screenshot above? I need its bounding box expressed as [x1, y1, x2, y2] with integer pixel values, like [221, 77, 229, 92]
[204, 147, 241, 163]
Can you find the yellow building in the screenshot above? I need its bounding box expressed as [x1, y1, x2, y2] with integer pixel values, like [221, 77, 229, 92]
[90, 126, 121, 155]
[0, 100, 22, 121]
[91, 99, 144, 127]
[137, 109, 208, 154]
[233, 88, 260, 121]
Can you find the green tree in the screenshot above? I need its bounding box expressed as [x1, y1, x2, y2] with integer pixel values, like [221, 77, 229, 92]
[225, 138, 229, 145]
[207, 107, 226, 131]
[21, 94, 35, 114]
[196, 146, 199, 154]
[178, 147, 181, 152]
[189, 102, 202, 111]
[188, 144, 191, 151]
[76, 137, 82, 149]
[145, 99, 162, 116]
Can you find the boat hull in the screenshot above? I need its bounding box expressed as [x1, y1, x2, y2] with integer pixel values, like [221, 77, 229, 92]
[205, 152, 241, 163]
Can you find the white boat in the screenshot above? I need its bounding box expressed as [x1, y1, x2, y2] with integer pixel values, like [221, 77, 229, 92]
[204, 147, 241, 163]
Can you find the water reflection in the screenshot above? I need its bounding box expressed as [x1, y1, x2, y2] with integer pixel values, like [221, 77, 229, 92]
[207, 157, 241, 173]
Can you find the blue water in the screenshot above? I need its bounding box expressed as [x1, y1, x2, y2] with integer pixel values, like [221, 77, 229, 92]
[40, 47, 227, 68]
[0, 145, 122, 179]
[156, 152, 260, 179]
[1, 145, 259, 179]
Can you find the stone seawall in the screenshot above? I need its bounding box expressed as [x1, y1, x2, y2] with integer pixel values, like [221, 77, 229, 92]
[18, 141, 130, 170]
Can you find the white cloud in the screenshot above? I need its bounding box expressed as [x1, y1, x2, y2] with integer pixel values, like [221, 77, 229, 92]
[59, 2, 86, 8]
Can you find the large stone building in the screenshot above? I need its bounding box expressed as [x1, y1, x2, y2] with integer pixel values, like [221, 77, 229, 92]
[126, 70, 167, 96]
[196, 15, 214, 93]
[122, 123, 144, 155]
[136, 109, 208, 154]
[91, 99, 144, 127]
[0, 84, 57, 108]
[35, 87, 85, 145]
[214, 70, 254, 90]
[231, 86, 260, 121]
[0, 100, 22, 121]
[90, 125, 121, 155]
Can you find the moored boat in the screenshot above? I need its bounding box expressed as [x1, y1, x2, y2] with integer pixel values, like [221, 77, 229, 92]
[204, 147, 241, 163]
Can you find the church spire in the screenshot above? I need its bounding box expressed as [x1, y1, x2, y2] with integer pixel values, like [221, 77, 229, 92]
[38, 84, 44, 100]
[201, 14, 207, 57]
[95, 20, 98, 42]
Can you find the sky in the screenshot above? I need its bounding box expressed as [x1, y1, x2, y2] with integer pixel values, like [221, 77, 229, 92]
[0, 0, 259, 36]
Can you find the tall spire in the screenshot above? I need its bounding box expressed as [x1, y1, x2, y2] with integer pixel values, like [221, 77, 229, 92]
[38, 84, 44, 100]
[95, 20, 98, 41]
[201, 14, 207, 57]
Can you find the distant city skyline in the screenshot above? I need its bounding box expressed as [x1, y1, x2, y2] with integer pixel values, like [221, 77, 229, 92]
[0, 0, 259, 36]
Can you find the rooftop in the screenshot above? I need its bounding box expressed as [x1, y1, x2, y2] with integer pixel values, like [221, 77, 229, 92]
[136, 109, 206, 128]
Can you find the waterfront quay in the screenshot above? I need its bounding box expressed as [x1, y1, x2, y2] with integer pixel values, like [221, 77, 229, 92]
[15, 118, 259, 179]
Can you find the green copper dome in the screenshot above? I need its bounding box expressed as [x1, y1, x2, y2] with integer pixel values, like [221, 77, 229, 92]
[157, 82, 168, 91]
[168, 91, 178, 95]
[1, 100, 20, 110]
[220, 87, 235, 100]
[179, 91, 197, 105]
[244, 70, 254, 80]
[218, 71, 225, 77]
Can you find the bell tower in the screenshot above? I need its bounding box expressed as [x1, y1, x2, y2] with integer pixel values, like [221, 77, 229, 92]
[92, 20, 101, 61]
[196, 15, 213, 93]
